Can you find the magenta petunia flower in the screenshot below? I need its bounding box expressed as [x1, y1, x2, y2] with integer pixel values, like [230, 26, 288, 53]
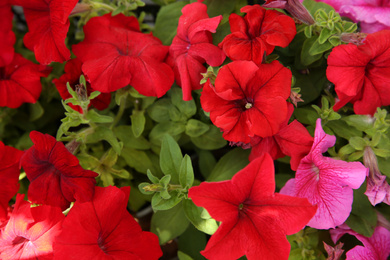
[188, 154, 317, 260]
[20, 131, 98, 211]
[280, 118, 368, 229]
[0, 194, 65, 260]
[168, 2, 226, 101]
[314, 0, 390, 33]
[331, 224, 390, 260]
[54, 186, 162, 259]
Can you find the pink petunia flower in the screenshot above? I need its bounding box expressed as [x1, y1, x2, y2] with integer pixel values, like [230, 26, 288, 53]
[314, 0, 390, 33]
[0, 194, 65, 260]
[188, 154, 317, 260]
[280, 118, 368, 229]
[167, 2, 226, 101]
[53, 186, 162, 259]
[20, 131, 98, 211]
[331, 224, 390, 260]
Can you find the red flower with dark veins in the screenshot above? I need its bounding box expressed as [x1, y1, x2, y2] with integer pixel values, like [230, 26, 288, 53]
[249, 103, 314, 171]
[168, 2, 226, 101]
[10, 0, 78, 65]
[327, 30, 390, 115]
[188, 154, 317, 260]
[0, 194, 65, 260]
[53, 58, 111, 113]
[201, 60, 291, 143]
[0, 141, 23, 225]
[73, 13, 174, 97]
[0, 1, 15, 67]
[219, 5, 296, 65]
[54, 186, 162, 259]
[20, 131, 98, 211]
[0, 54, 52, 108]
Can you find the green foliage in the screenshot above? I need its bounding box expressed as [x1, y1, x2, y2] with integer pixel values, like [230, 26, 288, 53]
[183, 199, 218, 235]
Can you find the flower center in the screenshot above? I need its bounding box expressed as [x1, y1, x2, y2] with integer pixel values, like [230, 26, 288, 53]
[12, 236, 29, 245]
[0, 68, 7, 80]
[245, 102, 253, 109]
[97, 233, 108, 253]
[239, 203, 244, 210]
[311, 164, 320, 181]
[235, 98, 254, 112]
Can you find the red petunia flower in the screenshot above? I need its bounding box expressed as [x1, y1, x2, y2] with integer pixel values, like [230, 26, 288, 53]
[0, 1, 15, 67]
[188, 154, 317, 260]
[249, 103, 313, 171]
[20, 131, 98, 211]
[54, 186, 163, 259]
[0, 141, 23, 225]
[0, 194, 65, 260]
[200, 60, 291, 143]
[167, 2, 226, 101]
[10, 0, 78, 65]
[53, 58, 111, 113]
[0, 53, 52, 108]
[327, 30, 390, 115]
[73, 13, 174, 97]
[219, 5, 296, 65]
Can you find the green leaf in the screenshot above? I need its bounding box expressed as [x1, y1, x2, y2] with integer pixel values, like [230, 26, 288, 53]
[301, 35, 323, 66]
[160, 134, 183, 183]
[304, 26, 312, 38]
[121, 147, 156, 174]
[183, 199, 218, 235]
[171, 87, 197, 119]
[179, 155, 194, 188]
[303, 0, 336, 16]
[309, 38, 333, 56]
[378, 156, 390, 177]
[326, 120, 362, 140]
[328, 36, 341, 46]
[207, 148, 250, 182]
[212, 16, 230, 45]
[138, 182, 155, 195]
[191, 125, 227, 150]
[151, 202, 190, 244]
[29, 102, 44, 121]
[147, 99, 174, 123]
[349, 137, 368, 151]
[198, 150, 217, 179]
[147, 169, 160, 184]
[343, 115, 374, 132]
[185, 119, 210, 137]
[149, 122, 186, 146]
[318, 27, 332, 44]
[178, 251, 194, 260]
[178, 224, 207, 260]
[85, 110, 113, 123]
[130, 110, 146, 138]
[154, 1, 189, 45]
[153, 190, 183, 211]
[114, 125, 151, 150]
[293, 106, 318, 125]
[203, 0, 237, 17]
[112, 4, 126, 15]
[346, 184, 377, 237]
[86, 126, 123, 155]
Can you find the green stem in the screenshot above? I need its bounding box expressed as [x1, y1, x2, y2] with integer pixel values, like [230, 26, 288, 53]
[84, 0, 115, 12]
[110, 96, 127, 130]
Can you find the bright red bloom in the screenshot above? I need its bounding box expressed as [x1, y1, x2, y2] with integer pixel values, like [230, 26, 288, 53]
[249, 103, 313, 171]
[54, 186, 162, 259]
[0, 1, 15, 67]
[20, 131, 98, 211]
[53, 58, 111, 113]
[327, 30, 390, 115]
[73, 13, 174, 97]
[0, 54, 52, 108]
[200, 60, 291, 143]
[0, 141, 23, 225]
[0, 194, 65, 260]
[10, 0, 78, 65]
[168, 2, 226, 101]
[188, 154, 317, 260]
[219, 5, 296, 65]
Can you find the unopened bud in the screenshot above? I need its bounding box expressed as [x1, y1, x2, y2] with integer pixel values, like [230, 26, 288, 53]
[263, 0, 315, 25]
[340, 33, 367, 46]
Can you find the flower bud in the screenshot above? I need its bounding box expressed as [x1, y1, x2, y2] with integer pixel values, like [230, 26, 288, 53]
[263, 0, 315, 25]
